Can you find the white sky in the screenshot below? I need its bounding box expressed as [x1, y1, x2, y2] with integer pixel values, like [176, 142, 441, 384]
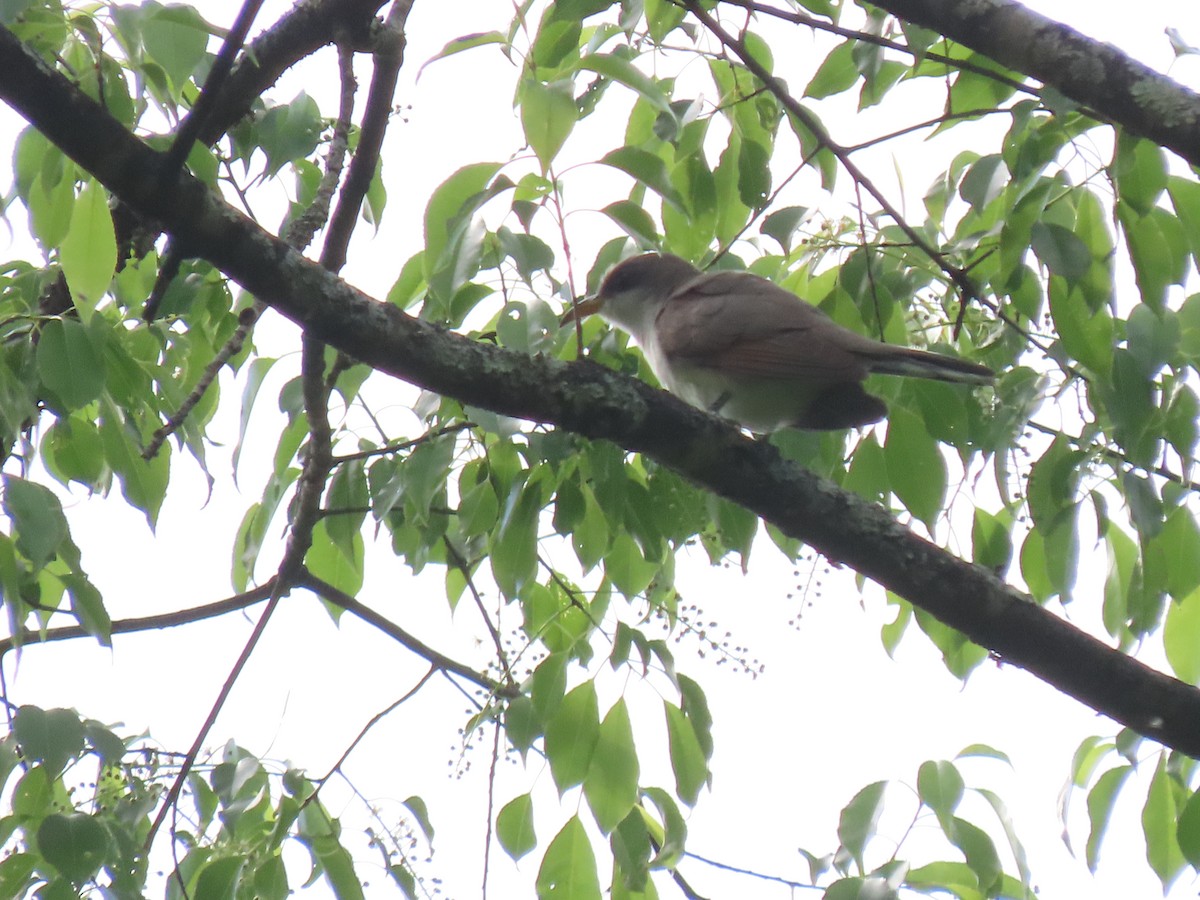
[2, 1, 1200, 898]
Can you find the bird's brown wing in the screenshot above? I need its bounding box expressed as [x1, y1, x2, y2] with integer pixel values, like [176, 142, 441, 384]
[655, 270, 875, 383]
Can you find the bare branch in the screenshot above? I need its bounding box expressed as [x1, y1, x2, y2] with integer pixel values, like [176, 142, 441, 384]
[299, 568, 511, 696]
[0, 582, 276, 659]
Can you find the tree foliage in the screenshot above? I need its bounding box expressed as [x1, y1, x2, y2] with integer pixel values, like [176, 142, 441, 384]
[0, 0, 1198, 897]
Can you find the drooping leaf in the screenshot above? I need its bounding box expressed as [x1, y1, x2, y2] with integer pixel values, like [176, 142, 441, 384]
[13, 706, 84, 778]
[497, 793, 537, 861]
[59, 179, 115, 319]
[521, 78, 578, 171]
[536, 816, 601, 900]
[36, 813, 109, 884]
[544, 681, 599, 793]
[837, 781, 887, 871]
[3, 476, 68, 569]
[583, 699, 639, 833]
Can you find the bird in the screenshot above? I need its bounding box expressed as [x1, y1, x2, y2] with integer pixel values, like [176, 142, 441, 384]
[565, 253, 994, 432]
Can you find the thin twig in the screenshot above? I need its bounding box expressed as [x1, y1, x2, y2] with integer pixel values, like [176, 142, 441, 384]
[0, 581, 276, 659]
[444, 538, 515, 686]
[1026, 419, 1196, 493]
[306, 667, 436, 803]
[299, 568, 512, 696]
[162, 0, 266, 179]
[332, 422, 474, 464]
[144, 43, 361, 459]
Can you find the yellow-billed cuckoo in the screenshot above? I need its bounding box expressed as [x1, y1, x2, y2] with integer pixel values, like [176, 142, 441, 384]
[566, 253, 994, 432]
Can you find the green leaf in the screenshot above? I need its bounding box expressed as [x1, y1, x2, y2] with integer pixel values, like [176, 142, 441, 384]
[884, 408, 946, 528]
[36, 813, 109, 884]
[325, 458, 368, 561]
[1155, 507, 1200, 600]
[1142, 753, 1186, 889]
[100, 401, 169, 527]
[913, 606, 987, 678]
[141, 2, 209, 94]
[298, 804, 364, 900]
[600, 147, 685, 211]
[1114, 132, 1167, 215]
[63, 571, 111, 644]
[403, 796, 435, 843]
[1120, 203, 1190, 309]
[947, 817, 1002, 894]
[664, 152, 717, 259]
[837, 781, 886, 871]
[1026, 435, 1081, 532]
[604, 532, 657, 598]
[1123, 470, 1163, 539]
[664, 702, 707, 806]
[579, 52, 674, 116]
[497, 793, 537, 861]
[805, 41, 857, 98]
[1031, 221, 1091, 283]
[305, 519, 364, 601]
[28, 165, 75, 249]
[584, 699, 639, 833]
[760, 205, 809, 253]
[641, 787, 687, 869]
[601, 200, 659, 247]
[3, 476, 67, 569]
[0, 854, 36, 898]
[521, 78, 578, 171]
[906, 861, 982, 895]
[736, 138, 771, 210]
[253, 855, 289, 900]
[1085, 765, 1132, 870]
[610, 810, 652, 893]
[36, 318, 106, 410]
[13, 706, 84, 778]
[492, 475, 543, 600]
[1126, 304, 1180, 379]
[975, 787, 1033, 889]
[59, 179, 115, 319]
[917, 760, 964, 830]
[194, 855, 246, 900]
[533, 652, 569, 723]
[418, 31, 508, 80]
[1049, 282, 1113, 375]
[677, 674, 714, 760]
[536, 816, 601, 900]
[1177, 790, 1200, 868]
[544, 681, 599, 793]
[532, 11, 581, 68]
[644, 0, 685, 42]
[423, 162, 504, 301]
[1030, 515, 1080, 604]
[1165, 587, 1200, 684]
[571, 485, 608, 573]
[1168, 175, 1200, 261]
[971, 508, 1013, 573]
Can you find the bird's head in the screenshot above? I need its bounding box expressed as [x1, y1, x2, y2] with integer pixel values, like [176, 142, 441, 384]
[561, 253, 701, 334]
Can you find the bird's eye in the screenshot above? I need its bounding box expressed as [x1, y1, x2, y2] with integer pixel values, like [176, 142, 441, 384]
[602, 259, 647, 294]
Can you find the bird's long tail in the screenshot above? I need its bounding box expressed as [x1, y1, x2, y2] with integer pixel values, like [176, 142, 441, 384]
[865, 345, 994, 385]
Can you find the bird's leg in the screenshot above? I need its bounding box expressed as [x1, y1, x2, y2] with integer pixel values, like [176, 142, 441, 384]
[707, 391, 732, 416]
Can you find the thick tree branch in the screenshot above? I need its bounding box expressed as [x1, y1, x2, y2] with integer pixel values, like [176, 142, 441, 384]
[196, 0, 387, 145]
[862, 0, 1200, 168]
[3, 27, 1200, 756]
